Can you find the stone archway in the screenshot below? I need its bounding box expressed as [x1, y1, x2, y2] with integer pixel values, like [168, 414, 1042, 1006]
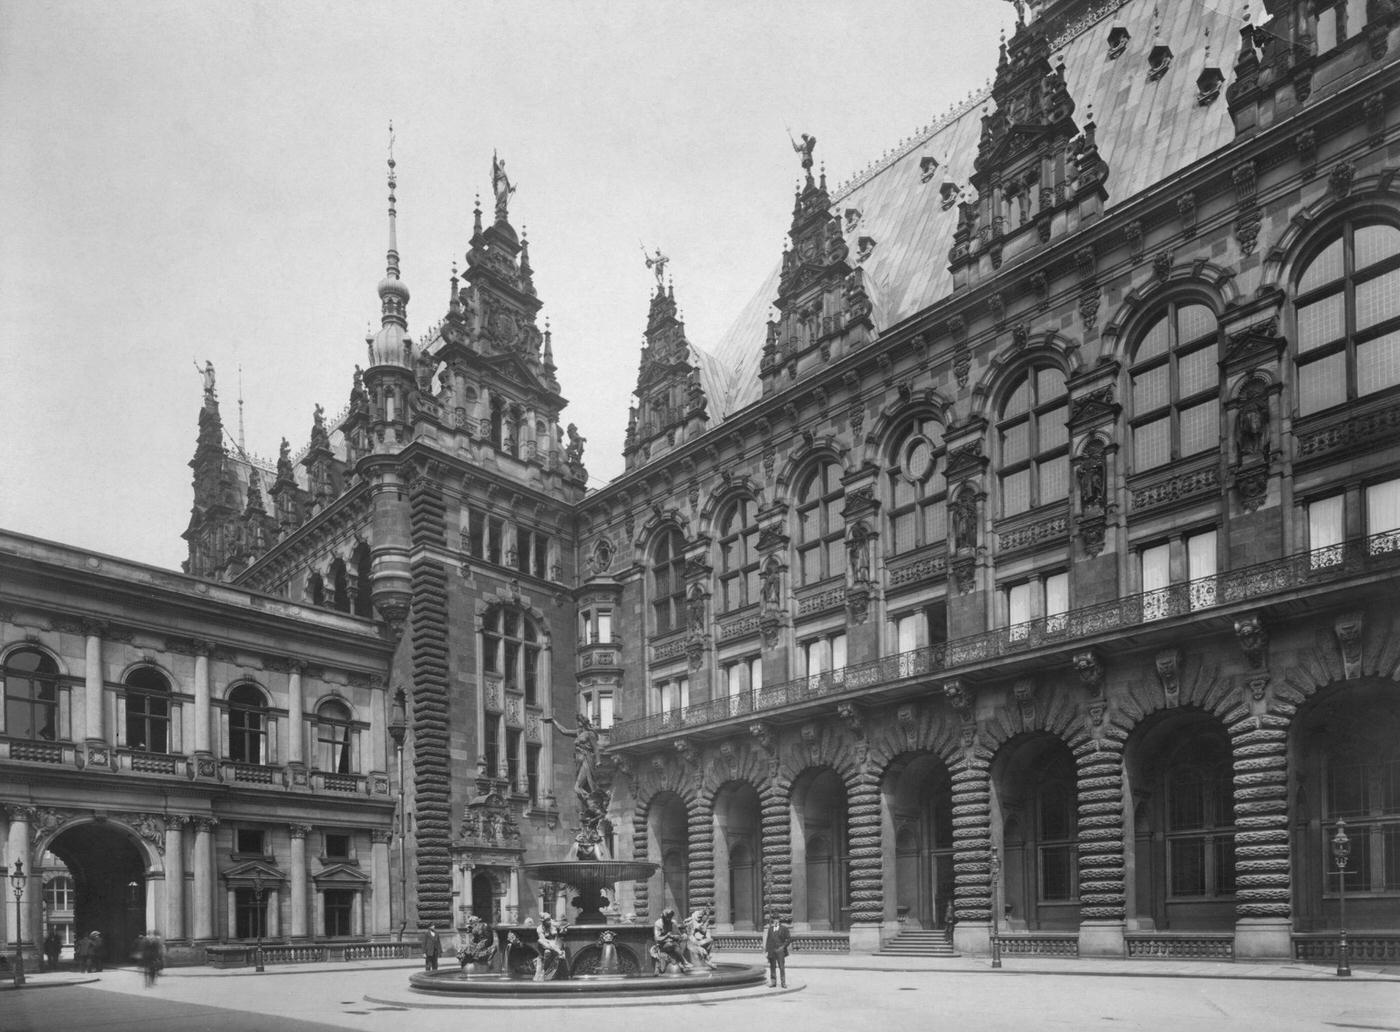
[43, 821, 154, 963]
[882, 752, 954, 930]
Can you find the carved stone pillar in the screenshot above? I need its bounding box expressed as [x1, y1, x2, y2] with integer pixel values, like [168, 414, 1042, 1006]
[193, 644, 213, 758]
[687, 797, 716, 916]
[83, 622, 108, 765]
[286, 662, 305, 767]
[950, 757, 993, 955]
[846, 767, 884, 952]
[1075, 738, 1126, 956]
[370, 830, 392, 935]
[289, 824, 310, 938]
[631, 813, 650, 919]
[164, 817, 187, 939]
[192, 817, 217, 940]
[759, 780, 792, 922]
[1230, 708, 1292, 958]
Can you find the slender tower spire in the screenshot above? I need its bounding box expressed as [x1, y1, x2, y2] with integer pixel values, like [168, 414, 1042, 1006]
[368, 122, 411, 369]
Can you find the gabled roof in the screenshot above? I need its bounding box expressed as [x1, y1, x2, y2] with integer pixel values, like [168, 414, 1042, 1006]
[686, 0, 1238, 422]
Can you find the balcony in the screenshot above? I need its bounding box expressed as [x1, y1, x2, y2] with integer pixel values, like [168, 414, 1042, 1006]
[608, 529, 1400, 746]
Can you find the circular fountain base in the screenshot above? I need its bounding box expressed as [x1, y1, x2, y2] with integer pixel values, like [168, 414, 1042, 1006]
[409, 962, 766, 996]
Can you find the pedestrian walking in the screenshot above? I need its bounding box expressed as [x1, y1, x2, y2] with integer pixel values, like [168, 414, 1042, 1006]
[42, 929, 61, 972]
[87, 931, 105, 972]
[74, 932, 90, 973]
[762, 910, 791, 988]
[422, 923, 441, 972]
[139, 930, 165, 987]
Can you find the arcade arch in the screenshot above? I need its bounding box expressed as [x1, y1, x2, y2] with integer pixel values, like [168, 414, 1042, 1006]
[882, 752, 954, 930]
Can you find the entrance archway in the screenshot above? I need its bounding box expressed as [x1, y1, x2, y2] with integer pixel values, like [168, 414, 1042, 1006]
[44, 822, 150, 962]
[712, 781, 761, 930]
[883, 753, 954, 929]
[791, 768, 849, 931]
[991, 733, 1078, 931]
[646, 792, 689, 916]
[471, 873, 497, 924]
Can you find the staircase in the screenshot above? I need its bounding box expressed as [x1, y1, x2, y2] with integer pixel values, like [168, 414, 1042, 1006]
[879, 928, 958, 957]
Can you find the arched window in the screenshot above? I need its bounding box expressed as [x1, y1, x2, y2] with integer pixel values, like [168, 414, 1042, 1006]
[308, 571, 325, 607]
[998, 366, 1068, 516]
[1165, 736, 1235, 898]
[227, 684, 268, 765]
[651, 529, 687, 634]
[1294, 220, 1400, 417]
[124, 667, 171, 754]
[353, 542, 373, 618]
[1129, 301, 1218, 470]
[796, 461, 846, 585]
[717, 497, 759, 612]
[482, 605, 543, 706]
[886, 415, 946, 553]
[330, 558, 350, 613]
[316, 699, 354, 774]
[2, 648, 59, 741]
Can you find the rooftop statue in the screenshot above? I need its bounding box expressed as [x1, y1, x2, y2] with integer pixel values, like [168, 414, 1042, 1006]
[791, 131, 818, 172]
[491, 151, 516, 222]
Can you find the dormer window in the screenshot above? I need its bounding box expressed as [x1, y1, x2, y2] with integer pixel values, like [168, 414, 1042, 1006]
[844, 208, 862, 232]
[856, 236, 876, 263]
[1148, 44, 1173, 80]
[1107, 26, 1130, 59]
[920, 156, 939, 183]
[940, 180, 961, 210]
[1196, 67, 1224, 105]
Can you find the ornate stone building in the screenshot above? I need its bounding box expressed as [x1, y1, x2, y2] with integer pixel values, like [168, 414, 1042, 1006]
[5, 0, 1400, 968]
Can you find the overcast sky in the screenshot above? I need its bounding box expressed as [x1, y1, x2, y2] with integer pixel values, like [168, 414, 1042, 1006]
[1, 0, 1007, 572]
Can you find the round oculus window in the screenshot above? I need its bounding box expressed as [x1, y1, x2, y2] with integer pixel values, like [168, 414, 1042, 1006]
[902, 435, 936, 482]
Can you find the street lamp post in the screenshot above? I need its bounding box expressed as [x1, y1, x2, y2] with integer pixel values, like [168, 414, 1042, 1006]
[988, 846, 1002, 970]
[1332, 820, 1352, 978]
[389, 686, 408, 943]
[9, 860, 26, 987]
[252, 870, 266, 973]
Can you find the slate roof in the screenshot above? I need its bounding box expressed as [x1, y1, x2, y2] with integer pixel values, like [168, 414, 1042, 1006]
[689, 0, 1240, 422]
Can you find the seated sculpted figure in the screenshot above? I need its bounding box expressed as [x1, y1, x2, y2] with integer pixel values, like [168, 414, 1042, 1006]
[650, 907, 691, 975]
[533, 915, 569, 982]
[457, 916, 497, 970]
[685, 908, 716, 970]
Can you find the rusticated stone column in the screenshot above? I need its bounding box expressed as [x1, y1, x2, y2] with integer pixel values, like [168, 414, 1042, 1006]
[846, 769, 883, 952]
[632, 813, 650, 919]
[687, 798, 715, 915]
[759, 781, 792, 920]
[1075, 738, 1126, 956]
[1230, 711, 1292, 958]
[410, 556, 452, 927]
[950, 757, 993, 955]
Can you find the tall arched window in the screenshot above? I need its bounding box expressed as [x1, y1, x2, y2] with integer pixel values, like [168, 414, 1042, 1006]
[228, 684, 269, 765]
[796, 460, 846, 585]
[886, 415, 946, 553]
[717, 497, 759, 612]
[353, 542, 373, 618]
[482, 605, 544, 706]
[1129, 301, 1218, 470]
[124, 667, 171, 754]
[330, 558, 350, 613]
[1295, 220, 1400, 417]
[316, 699, 354, 774]
[2, 648, 59, 741]
[651, 529, 687, 634]
[1165, 735, 1235, 899]
[998, 366, 1068, 516]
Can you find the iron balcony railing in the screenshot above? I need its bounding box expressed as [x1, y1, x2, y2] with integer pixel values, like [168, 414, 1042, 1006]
[608, 529, 1400, 745]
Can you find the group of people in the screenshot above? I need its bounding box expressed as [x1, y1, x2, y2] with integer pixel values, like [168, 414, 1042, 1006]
[133, 930, 166, 986]
[649, 906, 717, 974]
[73, 929, 106, 973]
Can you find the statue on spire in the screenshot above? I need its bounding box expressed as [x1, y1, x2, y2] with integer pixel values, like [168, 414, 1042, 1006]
[790, 131, 818, 172]
[641, 244, 669, 290]
[195, 359, 217, 403]
[491, 151, 515, 222]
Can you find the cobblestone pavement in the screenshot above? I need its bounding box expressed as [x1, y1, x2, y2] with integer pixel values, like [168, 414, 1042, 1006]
[3, 954, 1398, 1032]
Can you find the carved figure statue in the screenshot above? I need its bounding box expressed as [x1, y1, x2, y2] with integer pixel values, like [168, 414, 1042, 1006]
[533, 915, 568, 981]
[1235, 390, 1269, 467]
[643, 246, 669, 289]
[1076, 447, 1106, 509]
[491, 151, 516, 222]
[950, 491, 978, 552]
[650, 907, 691, 974]
[687, 585, 706, 634]
[196, 360, 216, 399]
[310, 403, 330, 451]
[548, 712, 605, 828]
[791, 131, 818, 171]
[684, 908, 717, 970]
[565, 423, 586, 471]
[456, 916, 497, 970]
[847, 522, 873, 585]
[761, 557, 782, 606]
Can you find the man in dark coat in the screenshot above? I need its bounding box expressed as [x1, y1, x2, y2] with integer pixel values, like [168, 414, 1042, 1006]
[422, 924, 441, 972]
[761, 910, 791, 988]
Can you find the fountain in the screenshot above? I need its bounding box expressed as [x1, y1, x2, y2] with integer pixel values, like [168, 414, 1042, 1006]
[408, 714, 766, 996]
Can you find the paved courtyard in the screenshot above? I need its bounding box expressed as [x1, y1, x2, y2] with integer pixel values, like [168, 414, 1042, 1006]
[3, 954, 1398, 1032]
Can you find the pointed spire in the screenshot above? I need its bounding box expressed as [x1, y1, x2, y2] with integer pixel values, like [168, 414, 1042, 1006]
[377, 122, 410, 330]
[542, 316, 556, 377]
[448, 260, 461, 317]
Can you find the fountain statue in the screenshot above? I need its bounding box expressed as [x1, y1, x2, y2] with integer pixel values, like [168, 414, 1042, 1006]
[407, 711, 766, 996]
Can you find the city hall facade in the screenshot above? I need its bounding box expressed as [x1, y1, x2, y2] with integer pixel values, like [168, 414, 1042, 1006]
[4, 0, 1399, 965]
